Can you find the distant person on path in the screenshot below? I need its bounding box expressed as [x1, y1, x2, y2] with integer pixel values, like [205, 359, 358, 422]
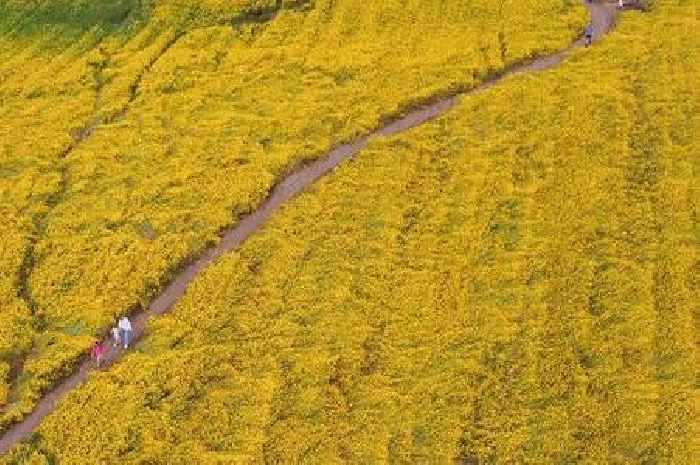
[119, 316, 133, 349]
[91, 341, 105, 368]
[111, 325, 121, 348]
[585, 23, 594, 47]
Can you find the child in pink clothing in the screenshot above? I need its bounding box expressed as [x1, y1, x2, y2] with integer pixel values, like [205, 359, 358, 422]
[91, 341, 105, 368]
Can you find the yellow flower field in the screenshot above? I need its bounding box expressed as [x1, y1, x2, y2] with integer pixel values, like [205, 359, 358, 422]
[0, 0, 587, 431]
[2, 0, 695, 462]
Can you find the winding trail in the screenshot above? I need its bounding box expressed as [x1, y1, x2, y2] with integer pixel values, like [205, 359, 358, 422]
[0, 1, 618, 455]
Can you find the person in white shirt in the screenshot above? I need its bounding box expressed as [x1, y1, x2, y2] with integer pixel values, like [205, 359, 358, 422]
[111, 325, 121, 348]
[118, 316, 133, 349]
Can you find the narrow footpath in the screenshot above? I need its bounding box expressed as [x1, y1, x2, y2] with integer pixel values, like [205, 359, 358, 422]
[0, 0, 618, 455]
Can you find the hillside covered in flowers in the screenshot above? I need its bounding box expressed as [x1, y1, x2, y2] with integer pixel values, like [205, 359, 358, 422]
[1, 0, 697, 463]
[0, 0, 587, 434]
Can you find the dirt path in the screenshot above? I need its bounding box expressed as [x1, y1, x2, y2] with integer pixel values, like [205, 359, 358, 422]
[0, 1, 619, 456]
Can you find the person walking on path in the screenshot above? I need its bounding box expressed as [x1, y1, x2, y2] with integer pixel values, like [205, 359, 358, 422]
[111, 325, 121, 348]
[119, 316, 133, 349]
[91, 341, 105, 368]
[585, 23, 594, 47]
